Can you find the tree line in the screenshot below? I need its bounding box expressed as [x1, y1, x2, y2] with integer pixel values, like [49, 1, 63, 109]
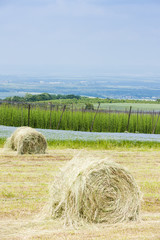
[3, 92, 160, 105]
[4, 93, 81, 102]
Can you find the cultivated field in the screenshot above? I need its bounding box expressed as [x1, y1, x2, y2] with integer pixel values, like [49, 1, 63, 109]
[1, 103, 160, 133]
[0, 147, 160, 240]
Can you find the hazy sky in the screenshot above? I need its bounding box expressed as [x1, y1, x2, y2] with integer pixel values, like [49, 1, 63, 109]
[0, 0, 160, 76]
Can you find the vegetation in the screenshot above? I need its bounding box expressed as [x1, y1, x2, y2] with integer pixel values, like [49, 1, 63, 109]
[47, 139, 160, 150]
[3, 92, 160, 104]
[1, 137, 160, 150]
[85, 103, 94, 110]
[4, 93, 81, 102]
[0, 103, 160, 133]
[0, 138, 5, 147]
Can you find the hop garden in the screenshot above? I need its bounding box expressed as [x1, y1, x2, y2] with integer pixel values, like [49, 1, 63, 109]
[0, 103, 159, 134]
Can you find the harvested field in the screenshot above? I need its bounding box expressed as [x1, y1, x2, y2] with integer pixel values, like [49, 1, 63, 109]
[0, 148, 160, 240]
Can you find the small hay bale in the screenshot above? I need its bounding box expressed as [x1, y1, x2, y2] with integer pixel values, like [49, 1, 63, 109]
[50, 158, 141, 225]
[5, 127, 47, 154]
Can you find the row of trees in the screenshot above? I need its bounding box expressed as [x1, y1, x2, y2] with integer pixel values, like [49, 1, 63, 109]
[4, 93, 81, 102]
[3, 92, 160, 105]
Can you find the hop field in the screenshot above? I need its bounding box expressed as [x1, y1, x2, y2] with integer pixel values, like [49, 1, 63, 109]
[0, 103, 160, 134]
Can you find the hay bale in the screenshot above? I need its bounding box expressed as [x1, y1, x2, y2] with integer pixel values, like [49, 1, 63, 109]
[50, 158, 141, 225]
[5, 127, 47, 154]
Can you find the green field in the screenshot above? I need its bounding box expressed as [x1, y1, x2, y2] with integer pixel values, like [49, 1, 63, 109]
[0, 103, 160, 134]
[1, 137, 160, 150]
[94, 102, 160, 111]
[36, 98, 160, 111]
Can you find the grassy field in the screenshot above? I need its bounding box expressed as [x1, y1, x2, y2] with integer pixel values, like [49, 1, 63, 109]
[39, 99, 160, 111]
[47, 139, 160, 150]
[1, 137, 160, 150]
[0, 145, 160, 240]
[94, 102, 160, 111]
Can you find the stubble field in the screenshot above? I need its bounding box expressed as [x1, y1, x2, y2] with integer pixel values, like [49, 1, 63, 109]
[0, 147, 160, 240]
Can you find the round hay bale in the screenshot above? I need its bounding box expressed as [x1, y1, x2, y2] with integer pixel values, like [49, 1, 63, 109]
[50, 158, 141, 225]
[6, 126, 47, 154]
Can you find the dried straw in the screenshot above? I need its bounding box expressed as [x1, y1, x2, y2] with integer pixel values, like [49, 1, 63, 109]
[4, 127, 47, 154]
[49, 157, 141, 225]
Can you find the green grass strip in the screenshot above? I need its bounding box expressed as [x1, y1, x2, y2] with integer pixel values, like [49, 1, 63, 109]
[0, 137, 159, 150]
[47, 139, 160, 150]
[0, 138, 6, 148]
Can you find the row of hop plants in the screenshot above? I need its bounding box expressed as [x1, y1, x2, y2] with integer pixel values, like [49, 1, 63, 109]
[0, 103, 159, 134]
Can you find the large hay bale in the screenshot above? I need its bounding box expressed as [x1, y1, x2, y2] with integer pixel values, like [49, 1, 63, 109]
[5, 127, 47, 154]
[50, 158, 141, 225]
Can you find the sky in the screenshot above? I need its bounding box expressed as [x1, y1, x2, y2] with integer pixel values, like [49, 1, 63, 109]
[0, 0, 160, 76]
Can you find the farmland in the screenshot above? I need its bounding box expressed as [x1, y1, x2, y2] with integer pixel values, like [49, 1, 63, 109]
[93, 102, 160, 111]
[0, 147, 160, 240]
[0, 93, 160, 239]
[0, 102, 160, 134]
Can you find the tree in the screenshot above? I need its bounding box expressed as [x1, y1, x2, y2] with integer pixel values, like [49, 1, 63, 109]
[85, 103, 94, 110]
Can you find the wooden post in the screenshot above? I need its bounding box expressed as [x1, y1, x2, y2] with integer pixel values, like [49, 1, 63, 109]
[21, 104, 23, 126]
[82, 106, 84, 129]
[152, 112, 160, 134]
[136, 109, 139, 132]
[152, 110, 154, 131]
[109, 106, 111, 132]
[72, 103, 74, 130]
[28, 104, 31, 126]
[56, 105, 66, 130]
[126, 106, 132, 132]
[49, 102, 52, 129]
[90, 102, 100, 132]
